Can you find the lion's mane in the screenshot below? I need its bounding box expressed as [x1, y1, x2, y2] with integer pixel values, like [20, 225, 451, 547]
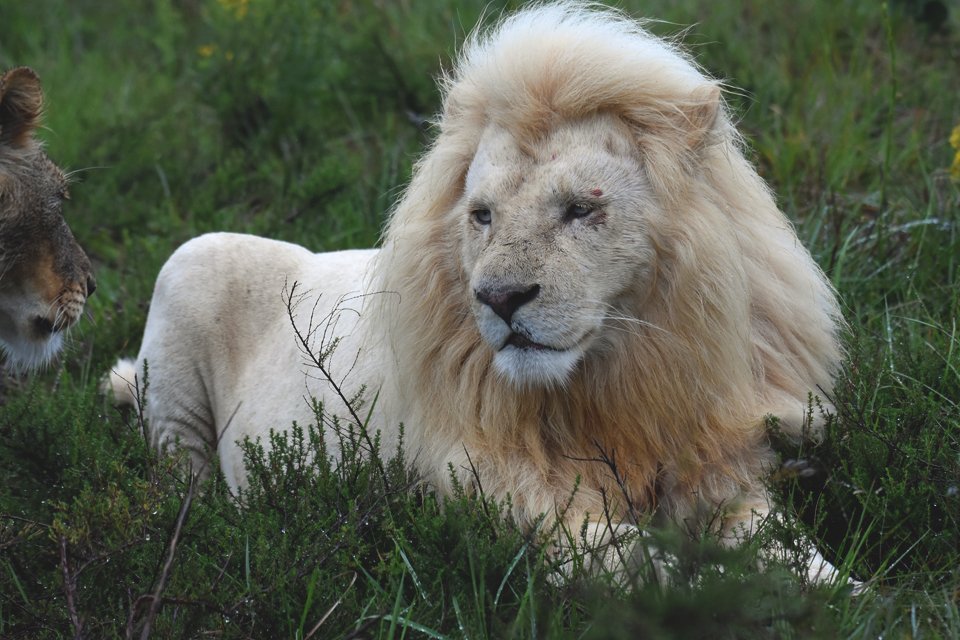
[372, 3, 843, 525]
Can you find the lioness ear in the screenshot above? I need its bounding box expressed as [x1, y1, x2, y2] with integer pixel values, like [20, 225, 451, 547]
[0, 67, 44, 148]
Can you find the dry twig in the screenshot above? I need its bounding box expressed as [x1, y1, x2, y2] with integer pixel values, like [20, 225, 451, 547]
[59, 535, 84, 639]
[125, 474, 196, 640]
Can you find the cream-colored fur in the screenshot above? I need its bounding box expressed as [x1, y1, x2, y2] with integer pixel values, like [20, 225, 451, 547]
[109, 235, 382, 490]
[108, 3, 846, 584]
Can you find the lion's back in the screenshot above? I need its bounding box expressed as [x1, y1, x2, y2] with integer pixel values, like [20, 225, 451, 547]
[112, 232, 383, 488]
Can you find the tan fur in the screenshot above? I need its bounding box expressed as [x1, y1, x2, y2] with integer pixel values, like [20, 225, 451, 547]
[0, 67, 95, 372]
[110, 3, 845, 583]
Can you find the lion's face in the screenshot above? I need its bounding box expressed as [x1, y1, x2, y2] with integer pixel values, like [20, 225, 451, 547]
[0, 67, 95, 372]
[459, 113, 656, 387]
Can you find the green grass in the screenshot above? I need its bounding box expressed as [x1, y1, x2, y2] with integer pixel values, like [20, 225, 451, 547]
[2, 0, 959, 637]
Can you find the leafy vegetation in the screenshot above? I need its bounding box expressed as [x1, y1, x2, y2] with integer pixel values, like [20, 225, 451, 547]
[1, 0, 958, 637]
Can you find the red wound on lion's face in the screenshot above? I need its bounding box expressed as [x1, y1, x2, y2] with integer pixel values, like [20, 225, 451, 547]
[591, 188, 603, 197]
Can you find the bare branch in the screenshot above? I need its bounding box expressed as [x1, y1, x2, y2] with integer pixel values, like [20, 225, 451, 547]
[462, 445, 499, 541]
[129, 474, 195, 640]
[283, 280, 389, 489]
[58, 535, 84, 639]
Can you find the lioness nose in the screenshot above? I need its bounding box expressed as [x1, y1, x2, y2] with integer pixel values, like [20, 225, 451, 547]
[475, 284, 541, 324]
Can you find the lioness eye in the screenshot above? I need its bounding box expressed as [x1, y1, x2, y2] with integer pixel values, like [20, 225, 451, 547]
[472, 208, 492, 225]
[565, 203, 592, 220]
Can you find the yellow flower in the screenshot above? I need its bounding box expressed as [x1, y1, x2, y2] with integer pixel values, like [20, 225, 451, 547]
[197, 44, 216, 58]
[951, 125, 960, 180]
[217, 0, 249, 20]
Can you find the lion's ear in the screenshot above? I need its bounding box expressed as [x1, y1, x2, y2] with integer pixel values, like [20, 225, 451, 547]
[0, 67, 44, 148]
[629, 84, 722, 161]
[628, 85, 723, 200]
[679, 85, 721, 151]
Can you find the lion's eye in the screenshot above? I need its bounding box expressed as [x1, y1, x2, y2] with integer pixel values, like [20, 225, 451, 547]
[472, 208, 492, 225]
[565, 203, 593, 220]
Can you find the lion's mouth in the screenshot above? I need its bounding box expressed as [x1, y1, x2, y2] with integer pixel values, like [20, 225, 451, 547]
[32, 312, 74, 337]
[503, 332, 557, 351]
[32, 316, 58, 336]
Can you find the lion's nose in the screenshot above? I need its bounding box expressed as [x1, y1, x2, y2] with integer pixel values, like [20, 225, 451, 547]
[475, 284, 541, 324]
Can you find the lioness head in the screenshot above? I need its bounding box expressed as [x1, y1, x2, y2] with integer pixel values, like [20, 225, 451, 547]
[0, 67, 95, 372]
[461, 114, 653, 387]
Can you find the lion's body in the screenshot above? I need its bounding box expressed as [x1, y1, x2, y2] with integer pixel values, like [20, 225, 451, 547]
[110, 3, 844, 581]
[111, 234, 383, 489]
[0, 67, 95, 372]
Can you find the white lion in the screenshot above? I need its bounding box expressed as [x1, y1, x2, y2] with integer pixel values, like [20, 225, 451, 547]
[109, 3, 847, 584]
